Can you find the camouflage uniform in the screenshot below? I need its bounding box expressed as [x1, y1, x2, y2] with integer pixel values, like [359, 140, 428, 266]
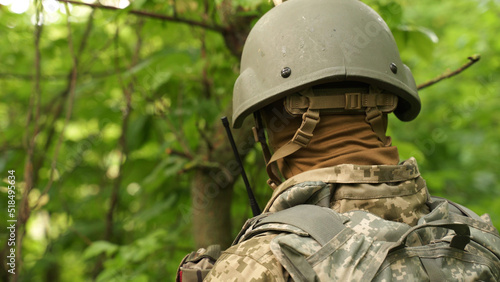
[205, 158, 433, 281]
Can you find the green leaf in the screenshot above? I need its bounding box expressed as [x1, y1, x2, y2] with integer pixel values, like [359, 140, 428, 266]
[126, 115, 152, 152]
[83, 241, 119, 259]
[130, 196, 177, 223]
[131, 0, 148, 10]
[378, 2, 403, 27]
[394, 25, 438, 59]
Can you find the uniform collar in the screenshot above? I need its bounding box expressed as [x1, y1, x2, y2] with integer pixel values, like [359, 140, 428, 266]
[263, 158, 420, 212]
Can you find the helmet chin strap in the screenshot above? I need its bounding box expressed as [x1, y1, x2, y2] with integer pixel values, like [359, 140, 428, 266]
[253, 108, 321, 189]
[266, 108, 320, 188]
[254, 87, 394, 189]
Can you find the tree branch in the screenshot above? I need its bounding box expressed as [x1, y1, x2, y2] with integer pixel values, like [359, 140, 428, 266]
[68, 226, 93, 246]
[155, 96, 195, 160]
[0, 72, 58, 80]
[77, 9, 96, 57]
[417, 55, 481, 90]
[93, 21, 143, 279]
[92, 19, 144, 279]
[197, 125, 214, 153]
[0, 69, 124, 81]
[39, 2, 79, 201]
[79, 35, 115, 75]
[166, 148, 194, 161]
[14, 2, 43, 279]
[0, 144, 24, 152]
[200, 0, 212, 99]
[55, 0, 225, 33]
[33, 9, 96, 190]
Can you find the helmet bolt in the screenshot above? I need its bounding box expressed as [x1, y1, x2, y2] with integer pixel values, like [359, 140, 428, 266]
[281, 67, 292, 78]
[390, 63, 398, 74]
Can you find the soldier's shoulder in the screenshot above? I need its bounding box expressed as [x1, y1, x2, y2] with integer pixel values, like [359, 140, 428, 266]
[205, 234, 286, 281]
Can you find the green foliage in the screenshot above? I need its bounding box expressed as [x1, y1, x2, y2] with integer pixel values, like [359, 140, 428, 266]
[83, 241, 119, 259]
[0, 0, 499, 281]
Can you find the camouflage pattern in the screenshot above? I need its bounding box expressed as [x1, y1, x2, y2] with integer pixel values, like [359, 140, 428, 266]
[238, 222, 309, 244]
[204, 159, 500, 281]
[266, 158, 429, 226]
[176, 245, 221, 282]
[266, 158, 422, 208]
[270, 225, 394, 281]
[343, 211, 411, 242]
[331, 177, 429, 226]
[379, 246, 500, 281]
[204, 234, 287, 281]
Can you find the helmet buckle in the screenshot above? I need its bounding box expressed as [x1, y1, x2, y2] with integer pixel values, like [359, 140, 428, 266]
[291, 109, 320, 147]
[302, 110, 320, 122]
[345, 93, 362, 110]
[292, 128, 313, 147]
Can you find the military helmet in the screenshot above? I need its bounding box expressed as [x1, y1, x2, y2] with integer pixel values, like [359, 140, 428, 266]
[232, 0, 420, 128]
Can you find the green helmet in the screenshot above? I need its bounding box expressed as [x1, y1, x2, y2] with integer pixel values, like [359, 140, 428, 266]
[232, 0, 420, 128]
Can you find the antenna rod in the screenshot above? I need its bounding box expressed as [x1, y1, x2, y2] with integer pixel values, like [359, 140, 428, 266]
[221, 116, 261, 216]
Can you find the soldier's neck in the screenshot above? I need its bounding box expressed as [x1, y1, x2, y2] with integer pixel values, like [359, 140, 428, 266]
[270, 114, 400, 179]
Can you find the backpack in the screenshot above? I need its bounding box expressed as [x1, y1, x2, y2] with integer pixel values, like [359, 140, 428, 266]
[176, 245, 221, 282]
[177, 197, 500, 281]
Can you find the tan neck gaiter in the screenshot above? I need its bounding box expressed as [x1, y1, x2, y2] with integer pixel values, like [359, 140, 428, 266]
[263, 106, 400, 179]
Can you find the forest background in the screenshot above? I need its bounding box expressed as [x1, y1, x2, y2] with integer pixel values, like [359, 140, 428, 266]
[0, 0, 499, 281]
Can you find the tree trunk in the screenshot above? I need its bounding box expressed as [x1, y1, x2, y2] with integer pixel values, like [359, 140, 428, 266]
[191, 123, 255, 249]
[192, 168, 235, 249]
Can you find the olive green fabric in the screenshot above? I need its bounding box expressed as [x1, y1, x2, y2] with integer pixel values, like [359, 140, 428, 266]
[283, 86, 398, 115]
[255, 205, 346, 246]
[232, 0, 420, 128]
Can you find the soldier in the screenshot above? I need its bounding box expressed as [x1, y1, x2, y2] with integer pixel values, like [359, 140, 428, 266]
[179, 0, 500, 280]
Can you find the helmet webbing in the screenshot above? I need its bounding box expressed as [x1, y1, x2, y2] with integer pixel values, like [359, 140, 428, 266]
[255, 87, 395, 188]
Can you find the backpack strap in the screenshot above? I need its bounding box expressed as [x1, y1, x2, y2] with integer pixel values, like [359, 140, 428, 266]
[431, 196, 483, 220]
[430, 196, 499, 236]
[231, 212, 270, 245]
[259, 205, 348, 282]
[366, 219, 472, 281]
[419, 257, 449, 282]
[255, 204, 347, 246]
